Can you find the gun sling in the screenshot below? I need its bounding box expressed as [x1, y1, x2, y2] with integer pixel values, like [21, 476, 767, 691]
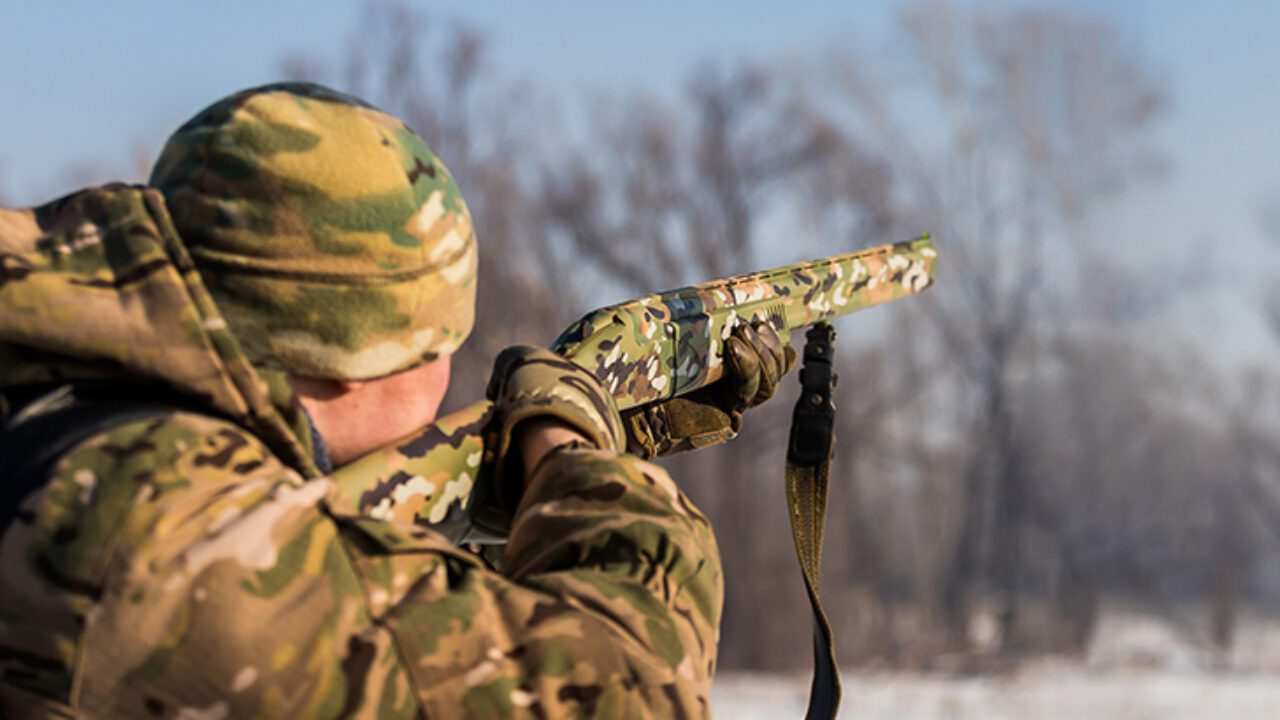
[786, 322, 842, 719]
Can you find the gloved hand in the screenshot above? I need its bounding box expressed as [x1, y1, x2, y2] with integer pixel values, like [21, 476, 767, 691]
[485, 346, 626, 513]
[621, 320, 797, 459]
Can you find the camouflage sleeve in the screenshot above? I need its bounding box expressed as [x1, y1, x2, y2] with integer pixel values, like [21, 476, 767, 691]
[0, 412, 722, 719]
[323, 443, 724, 718]
[413, 446, 723, 718]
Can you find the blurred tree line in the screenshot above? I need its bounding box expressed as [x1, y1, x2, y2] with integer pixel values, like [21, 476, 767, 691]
[30, 0, 1280, 673]
[279, 0, 1280, 673]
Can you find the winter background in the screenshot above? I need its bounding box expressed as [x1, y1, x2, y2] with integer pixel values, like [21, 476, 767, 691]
[6, 1, 1280, 717]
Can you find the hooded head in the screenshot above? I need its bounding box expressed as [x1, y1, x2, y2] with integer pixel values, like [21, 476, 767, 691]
[150, 82, 476, 380]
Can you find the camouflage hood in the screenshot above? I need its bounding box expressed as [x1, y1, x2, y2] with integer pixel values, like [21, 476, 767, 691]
[0, 184, 319, 476]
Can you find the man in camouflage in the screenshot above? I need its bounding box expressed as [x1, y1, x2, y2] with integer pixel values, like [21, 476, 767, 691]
[0, 83, 793, 717]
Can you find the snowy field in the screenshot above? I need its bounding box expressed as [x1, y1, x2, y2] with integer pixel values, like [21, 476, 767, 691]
[712, 611, 1280, 719]
[713, 665, 1280, 719]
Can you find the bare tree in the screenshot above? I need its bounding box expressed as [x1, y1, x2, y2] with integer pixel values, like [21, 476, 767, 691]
[541, 61, 848, 294]
[1255, 196, 1280, 340]
[812, 2, 1168, 655]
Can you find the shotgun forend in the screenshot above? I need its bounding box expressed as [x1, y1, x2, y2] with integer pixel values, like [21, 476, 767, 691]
[552, 236, 937, 411]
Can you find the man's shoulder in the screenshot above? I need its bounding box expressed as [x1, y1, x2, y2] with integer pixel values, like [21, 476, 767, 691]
[0, 403, 319, 710]
[12, 405, 291, 570]
[2, 384, 263, 532]
[19, 393, 280, 499]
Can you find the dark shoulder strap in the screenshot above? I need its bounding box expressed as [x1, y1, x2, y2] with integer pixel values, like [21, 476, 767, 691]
[0, 385, 185, 532]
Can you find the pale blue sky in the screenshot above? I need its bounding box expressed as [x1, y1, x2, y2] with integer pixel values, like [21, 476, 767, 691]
[3, 0, 1278, 366]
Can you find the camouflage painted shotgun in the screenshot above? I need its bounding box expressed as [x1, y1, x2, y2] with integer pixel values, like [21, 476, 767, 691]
[328, 236, 938, 543]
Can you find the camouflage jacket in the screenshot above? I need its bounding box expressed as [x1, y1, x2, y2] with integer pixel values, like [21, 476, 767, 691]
[0, 186, 722, 718]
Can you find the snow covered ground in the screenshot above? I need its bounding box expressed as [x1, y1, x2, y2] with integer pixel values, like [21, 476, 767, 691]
[713, 665, 1280, 719]
[712, 610, 1280, 719]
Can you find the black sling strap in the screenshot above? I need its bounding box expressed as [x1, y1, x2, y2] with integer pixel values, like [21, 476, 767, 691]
[786, 322, 842, 719]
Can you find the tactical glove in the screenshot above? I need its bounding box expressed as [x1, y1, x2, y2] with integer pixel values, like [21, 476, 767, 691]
[485, 346, 626, 512]
[622, 320, 797, 459]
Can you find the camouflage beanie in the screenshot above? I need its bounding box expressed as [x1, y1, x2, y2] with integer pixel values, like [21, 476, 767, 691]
[150, 82, 476, 380]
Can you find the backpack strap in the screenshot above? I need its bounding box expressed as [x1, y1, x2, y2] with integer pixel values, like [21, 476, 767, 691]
[0, 384, 185, 532]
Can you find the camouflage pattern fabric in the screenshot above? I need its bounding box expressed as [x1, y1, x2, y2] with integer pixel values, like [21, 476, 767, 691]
[484, 345, 628, 513]
[1, 183, 722, 717]
[326, 400, 497, 544]
[0, 184, 317, 475]
[150, 82, 477, 381]
[622, 321, 797, 459]
[1, 414, 720, 719]
[552, 237, 937, 410]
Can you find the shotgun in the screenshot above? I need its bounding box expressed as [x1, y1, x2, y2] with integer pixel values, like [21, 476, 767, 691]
[328, 236, 938, 542]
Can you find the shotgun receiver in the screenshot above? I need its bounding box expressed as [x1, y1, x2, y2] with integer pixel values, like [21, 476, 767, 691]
[328, 237, 938, 542]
